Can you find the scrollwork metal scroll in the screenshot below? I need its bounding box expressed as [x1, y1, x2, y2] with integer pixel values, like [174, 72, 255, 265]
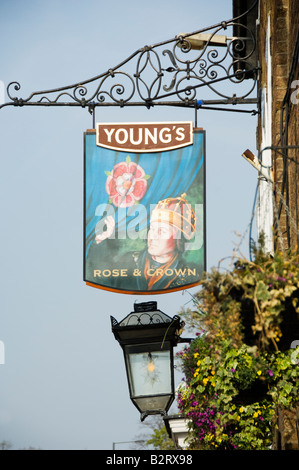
[1, 0, 259, 113]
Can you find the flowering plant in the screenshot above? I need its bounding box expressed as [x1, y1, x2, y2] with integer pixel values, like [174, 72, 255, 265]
[177, 336, 299, 449]
[176, 244, 299, 449]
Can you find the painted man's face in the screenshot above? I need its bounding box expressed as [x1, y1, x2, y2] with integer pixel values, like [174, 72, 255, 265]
[147, 221, 178, 258]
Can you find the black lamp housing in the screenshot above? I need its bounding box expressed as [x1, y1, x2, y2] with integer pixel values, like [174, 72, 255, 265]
[111, 301, 184, 421]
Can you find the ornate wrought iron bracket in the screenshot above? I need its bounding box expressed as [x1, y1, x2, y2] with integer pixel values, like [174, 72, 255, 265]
[0, 0, 259, 115]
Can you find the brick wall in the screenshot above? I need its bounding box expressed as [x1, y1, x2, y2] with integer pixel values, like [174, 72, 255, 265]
[257, 0, 299, 450]
[258, 0, 299, 251]
[286, 0, 299, 249]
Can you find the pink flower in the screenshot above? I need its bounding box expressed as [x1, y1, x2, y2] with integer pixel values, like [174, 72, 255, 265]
[105, 158, 148, 207]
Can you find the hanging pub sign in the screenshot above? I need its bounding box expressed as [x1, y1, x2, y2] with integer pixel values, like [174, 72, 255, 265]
[84, 121, 206, 294]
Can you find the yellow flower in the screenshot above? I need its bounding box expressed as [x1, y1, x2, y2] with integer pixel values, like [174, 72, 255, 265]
[194, 353, 199, 358]
[257, 370, 262, 376]
[203, 377, 209, 386]
[253, 412, 258, 418]
[197, 360, 201, 366]
[211, 370, 215, 375]
[194, 368, 199, 377]
[239, 407, 244, 413]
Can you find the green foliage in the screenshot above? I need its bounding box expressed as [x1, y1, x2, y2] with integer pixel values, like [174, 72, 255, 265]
[180, 246, 299, 351]
[146, 424, 176, 450]
[177, 337, 299, 449]
[176, 244, 299, 450]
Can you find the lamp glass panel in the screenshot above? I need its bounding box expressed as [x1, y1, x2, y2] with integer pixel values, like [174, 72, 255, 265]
[126, 344, 172, 398]
[133, 395, 172, 413]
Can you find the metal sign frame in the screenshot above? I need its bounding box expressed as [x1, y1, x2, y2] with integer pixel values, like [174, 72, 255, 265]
[0, 1, 259, 117]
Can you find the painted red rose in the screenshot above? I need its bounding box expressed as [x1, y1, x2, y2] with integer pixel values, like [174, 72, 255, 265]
[105, 157, 149, 207]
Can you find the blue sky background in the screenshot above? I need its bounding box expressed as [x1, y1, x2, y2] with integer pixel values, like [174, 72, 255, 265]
[0, 0, 258, 450]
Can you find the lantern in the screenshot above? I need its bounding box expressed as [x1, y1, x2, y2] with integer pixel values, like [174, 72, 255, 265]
[111, 301, 184, 421]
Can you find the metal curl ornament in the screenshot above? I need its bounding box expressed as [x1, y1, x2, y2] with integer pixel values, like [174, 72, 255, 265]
[0, 0, 259, 114]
